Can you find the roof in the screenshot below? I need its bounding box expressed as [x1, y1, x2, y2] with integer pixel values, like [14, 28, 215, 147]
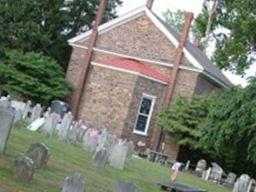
[94, 58, 170, 84]
[153, 13, 232, 87]
[69, 6, 232, 88]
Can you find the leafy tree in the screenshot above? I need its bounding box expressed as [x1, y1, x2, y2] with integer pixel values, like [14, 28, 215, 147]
[157, 96, 209, 148]
[200, 81, 256, 176]
[0, 0, 122, 68]
[162, 9, 186, 33]
[194, 0, 256, 75]
[0, 50, 72, 105]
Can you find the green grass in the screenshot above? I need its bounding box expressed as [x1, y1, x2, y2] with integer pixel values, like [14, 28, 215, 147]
[0, 127, 231, 192]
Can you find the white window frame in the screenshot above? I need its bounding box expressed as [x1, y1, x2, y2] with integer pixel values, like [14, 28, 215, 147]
[133, 93, 156, 136]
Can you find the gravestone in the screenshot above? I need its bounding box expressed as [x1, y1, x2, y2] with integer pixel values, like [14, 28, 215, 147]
[74, 120, 87, 142]
[26, 143, 50, 168]
[30, 104, 42, 123]
[59, 112, 73, 140]
[109, 142, 129, 170]
[113, 181, 140, 192]
[209, 162, 223, 183]
[61, 173, 85, 192]
[42, 113, 58, 137]
[14, 109, 23, 125]
[233, 174, 251, 192]
[22, 100, 31, 119]
[83, 129, 99, 153]
[195, 159, 207, 176]
[225, 172, 237, 187]
[13, 156, 34, 183]
[0, 95, 11, 109]
[125, 141, 134, 161]
[0, 108, 15, 154]
[92, 147, 109, 168]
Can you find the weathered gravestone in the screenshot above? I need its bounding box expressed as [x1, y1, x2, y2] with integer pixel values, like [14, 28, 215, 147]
[59, 112, 73, 140]
[209, 162, 223, 183]
[0, 95, 11, 109]
[109, 142, 129, 170]
[233, 174, 251, 192]
[125, 141, 134, 161]
[30, 104, 42, 123]
[13, 156, 34, 183]
[61, 173, 85, 192]
[92, 147, 109, 168]
[83, 129, 99, 153]
[22, 100, 31, 119]
[195, 159, 207, 176]
[42, 113, 59, 137]
[0, 108, 14, 154]
[224, 172, 237, 187]
[14, 109, 23, 126]
[74, 120, 87, 142]
[26, 143, 50, 168]
[113, 181, 140, 192]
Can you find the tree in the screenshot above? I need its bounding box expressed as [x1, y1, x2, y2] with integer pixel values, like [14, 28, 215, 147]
[200, 82, 256, 176]
[156, 95, 209, 148]
[0, 50, 72, 105]
[194, 0, 256, 75]
[0, 0, 122, 68]
[162, 9, 186, 33]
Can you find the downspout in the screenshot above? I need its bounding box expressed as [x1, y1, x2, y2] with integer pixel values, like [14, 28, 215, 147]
[72, 0, 108, 119]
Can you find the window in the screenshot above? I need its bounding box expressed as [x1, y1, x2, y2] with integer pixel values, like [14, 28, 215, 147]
[134, 94, 156, 136]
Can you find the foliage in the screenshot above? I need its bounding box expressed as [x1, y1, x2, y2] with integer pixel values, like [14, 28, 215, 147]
[194, 0, 256, 75]
[162, 9, 186, 33]
[157, 95, 209, 148]
[0, 0, 122, 68]
[0, 50, 72, 105]
[200, 81, 256, 176]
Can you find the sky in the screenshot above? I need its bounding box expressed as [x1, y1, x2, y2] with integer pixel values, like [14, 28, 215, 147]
[116, 0, 256, 87]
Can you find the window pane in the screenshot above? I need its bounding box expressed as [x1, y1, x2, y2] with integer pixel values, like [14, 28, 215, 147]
[135, 115, 148, 132]
[140, 98, 152, 115]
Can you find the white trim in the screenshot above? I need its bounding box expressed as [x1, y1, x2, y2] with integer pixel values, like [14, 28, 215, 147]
[91, 61, 168, 85]
[70, 44, 203, 73]
[68, 6, 146, 44]
[133, 93, 156, 136]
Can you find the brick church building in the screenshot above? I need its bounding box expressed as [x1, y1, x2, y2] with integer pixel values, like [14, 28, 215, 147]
[66, 4, 231, 160]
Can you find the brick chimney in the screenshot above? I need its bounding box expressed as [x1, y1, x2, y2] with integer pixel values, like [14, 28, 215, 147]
[146, 0, 154, 10]
[72, 0, 108, 119]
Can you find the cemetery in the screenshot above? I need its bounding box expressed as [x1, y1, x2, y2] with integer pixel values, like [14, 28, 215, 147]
[0, 95, 254, 192]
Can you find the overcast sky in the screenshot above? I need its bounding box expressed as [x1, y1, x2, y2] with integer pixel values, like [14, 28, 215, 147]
[116, 0, 256, 87]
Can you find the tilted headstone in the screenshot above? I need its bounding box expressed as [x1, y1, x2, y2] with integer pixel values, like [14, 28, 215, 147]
[109, 142, 129, 170]
[13, 156, 34, 183]
[42, 113, 58, 137]
[125, 141, 134, 161]
[83, 129, 99, 153]
[59, 112, 73, 140]
[113, 181, 140, 192]
[92, 147, 109, 168]
[195, 159, 207, 175]
[30, 104, 42, 123]
[14, 109, 23, 125]
[26, 143, 50, 168]
[74, 120, 87, 142]
[0, 108, 15, 154]
[209, 162, 223, 183]
[233, 174, 251, 192]
[22, 100, 31, 119]
[225, 172, 237, 187]
[61, 173, 85, 192]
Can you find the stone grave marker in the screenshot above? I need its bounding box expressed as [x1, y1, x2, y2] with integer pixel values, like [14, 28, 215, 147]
[224, 172, 237, 187]
[125, 141, 134, 161]
[42, 113, 58, 137]
[233, 174, 251, 192]
[83, 129, 99, 153]
[14, 109, 23, 125]
[22, 100, 31, 119]
[109, 142, 129, 170]
[61, 173, 85, 192]
[209, 162, 223, 183]
[26, 143, 50, 168]
[92, 147, 109, 168]
[30, 104, 42, 123]
[75, 120, 87, 142]
[195, 159, 207, 176]
[59, 112, 73, 140]
[0, 108, 15, 154]
[13, 156, 34, 183]
[0, 95, 11, 109]
[113, 181, 140, 192]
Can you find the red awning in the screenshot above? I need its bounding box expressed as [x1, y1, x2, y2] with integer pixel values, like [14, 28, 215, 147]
[98, 58, 170, 83]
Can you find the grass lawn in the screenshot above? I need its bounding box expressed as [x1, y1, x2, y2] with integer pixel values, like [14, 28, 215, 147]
[0, 126, 231, 192]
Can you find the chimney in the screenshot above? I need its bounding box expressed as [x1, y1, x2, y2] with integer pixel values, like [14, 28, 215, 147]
[146, 0, 154, 10]
[72, 0, 108, 118]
